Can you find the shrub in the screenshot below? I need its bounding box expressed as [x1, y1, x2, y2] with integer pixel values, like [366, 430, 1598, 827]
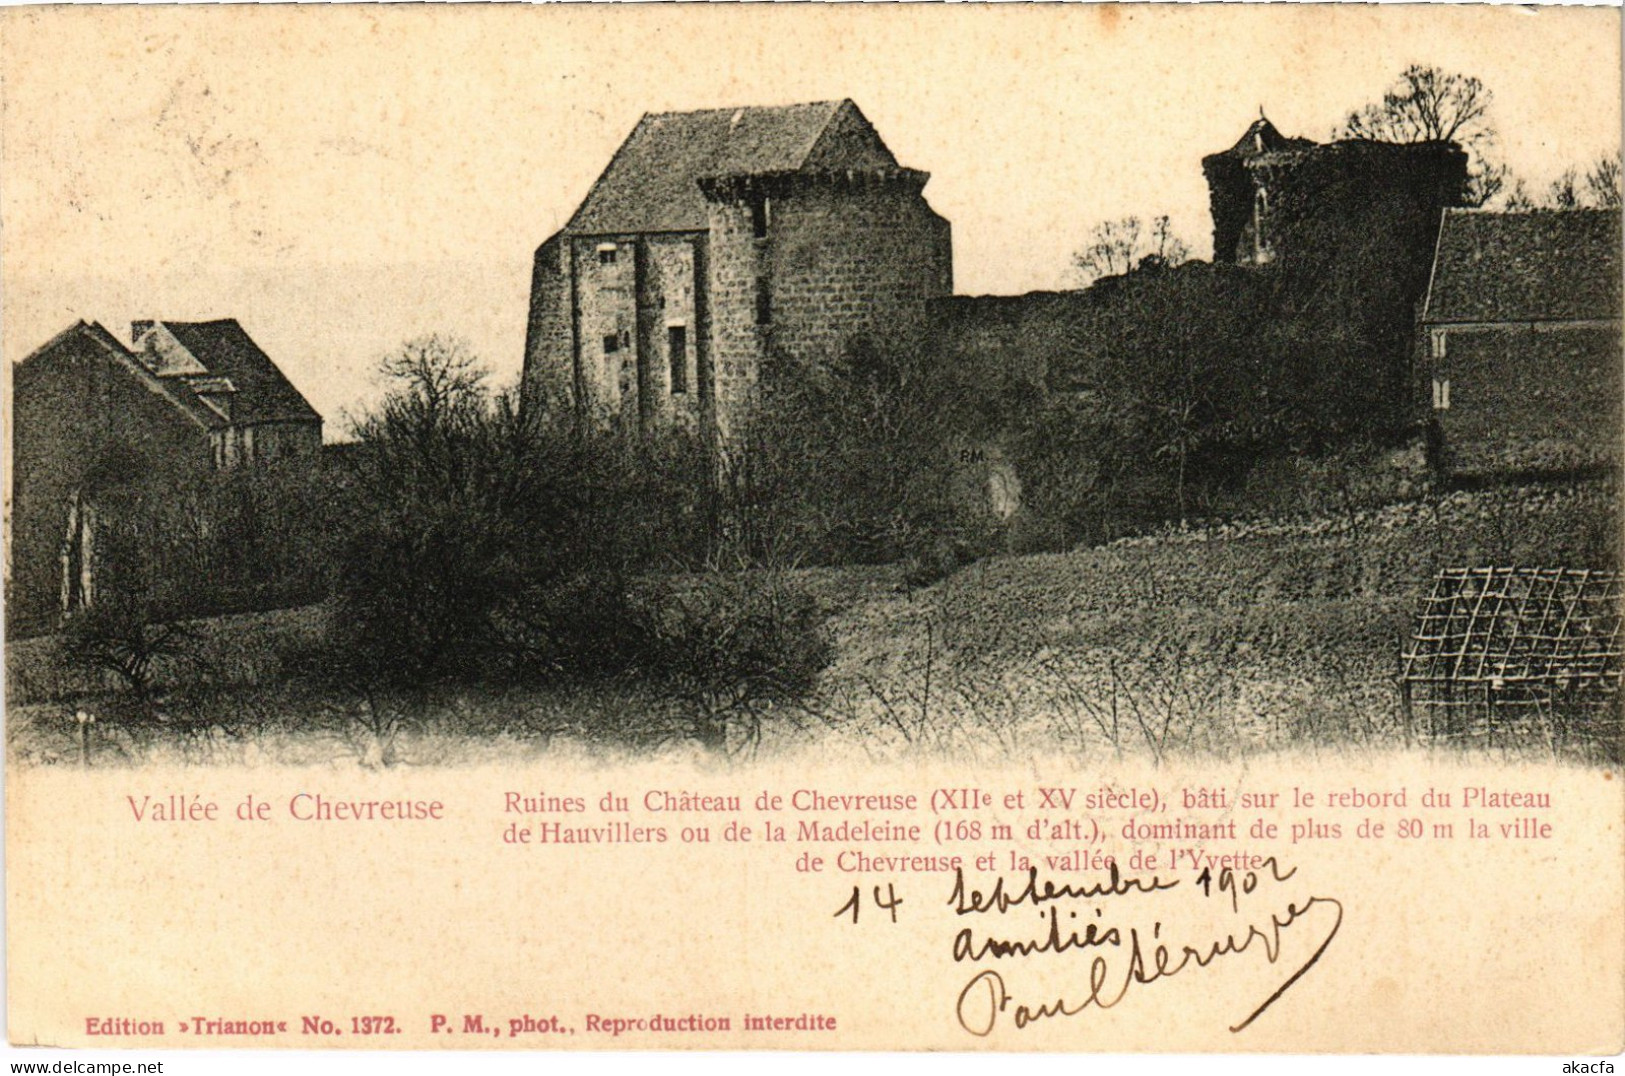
[636, 574, 833, 752]
[60, 601, 194, 720]
[717, 332, 1002, 569]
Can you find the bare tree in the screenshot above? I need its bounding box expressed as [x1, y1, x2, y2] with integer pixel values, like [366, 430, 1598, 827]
[1547, 168, 1583, 210]
[1340, 64, 1501, 206]
[369, 334, 487, 432]
[1502, 178, 1538, 212]
[1144, 215, 1192, 270]
[1340, 64, 1493, 146]
[1465, 158, 1510, 209]
[1071, 214, 1190, 287]
[1508, 155, 1620, 212]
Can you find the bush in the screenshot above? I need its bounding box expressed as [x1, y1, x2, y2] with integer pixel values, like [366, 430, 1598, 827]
[719, 333, 1000, 568]
[60, 602, 194, 720]
[635, 574, 833, 751]
[329, 336, 731, 697]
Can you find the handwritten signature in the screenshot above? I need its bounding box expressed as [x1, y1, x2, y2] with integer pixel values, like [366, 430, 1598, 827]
[949, 859, 1343, 1036]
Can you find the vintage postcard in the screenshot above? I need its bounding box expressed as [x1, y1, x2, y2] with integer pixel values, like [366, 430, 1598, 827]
[3, 3, 1622, 1063]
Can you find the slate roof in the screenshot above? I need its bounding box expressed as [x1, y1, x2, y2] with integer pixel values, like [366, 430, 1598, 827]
[155, 320, 321, 425]
[1424, 209, 1623, 325]
[18, 320, 229, 430]
[562, 99, 900, 236]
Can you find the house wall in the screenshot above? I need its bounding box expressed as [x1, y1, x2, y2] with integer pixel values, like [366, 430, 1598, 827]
[10, 332, 216, 633]
[217, 421, 322, 469]
[1431, 322, 1623, 476]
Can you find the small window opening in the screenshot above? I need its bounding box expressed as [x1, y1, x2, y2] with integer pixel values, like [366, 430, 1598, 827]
[603, 333, 620, 355]
[755, 278, 772, 326]
[668, 325, 688, 394]
[597, 243, 618, 265]
[1432, 378, 1451, 411]
[750, 196, 771, 239]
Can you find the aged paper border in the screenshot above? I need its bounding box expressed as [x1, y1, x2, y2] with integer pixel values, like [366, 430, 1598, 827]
[3, 2, 1622, 1073]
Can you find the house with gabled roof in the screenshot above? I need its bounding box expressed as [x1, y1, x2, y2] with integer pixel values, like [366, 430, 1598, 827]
[522, 99, 952, 438]
[1421, 208, 1623, 476]
[9, 319, 322, 630]
[128, 319, 323, 467]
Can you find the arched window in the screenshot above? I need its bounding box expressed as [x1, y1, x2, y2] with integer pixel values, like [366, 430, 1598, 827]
[1253, 187, 1271, 262]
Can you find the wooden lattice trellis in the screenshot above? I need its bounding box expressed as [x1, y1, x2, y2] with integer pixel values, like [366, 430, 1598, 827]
[1400, 567, 1623, 745]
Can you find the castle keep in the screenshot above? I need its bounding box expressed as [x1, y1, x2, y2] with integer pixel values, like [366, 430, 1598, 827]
[522, 100, 952, 438]
[1203, 116, 1467, 272]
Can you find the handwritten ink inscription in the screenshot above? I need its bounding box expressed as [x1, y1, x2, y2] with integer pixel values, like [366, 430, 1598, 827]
[946, 860, 1343, 1036]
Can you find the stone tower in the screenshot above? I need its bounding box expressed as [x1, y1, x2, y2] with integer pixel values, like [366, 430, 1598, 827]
[522, 100, 952, 441]
[1201, 114, 1468, 270]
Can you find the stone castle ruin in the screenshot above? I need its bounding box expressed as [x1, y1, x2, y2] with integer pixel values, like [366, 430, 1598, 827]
[524, 100, 1614, 512]
[522, 100, 952, 439]
[1202, 115, 1468, 272]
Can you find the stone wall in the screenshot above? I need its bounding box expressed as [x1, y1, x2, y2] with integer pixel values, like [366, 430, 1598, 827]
[703, 198, 765, 436]
[573, 234, 640, 423]
[522, 232, 710, 433]
[520, 235, 575, 418]
[1205, 140, 1467, 274]
[702, 170, 953, 436]
[219, 420, 322, 469]
[634, 234, 706, 431]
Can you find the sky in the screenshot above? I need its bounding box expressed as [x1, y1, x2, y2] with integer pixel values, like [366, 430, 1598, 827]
[2, 4, 1620, 434]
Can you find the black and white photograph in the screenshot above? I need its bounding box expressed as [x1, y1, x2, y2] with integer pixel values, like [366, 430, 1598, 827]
[3, 3, 1621, 1062]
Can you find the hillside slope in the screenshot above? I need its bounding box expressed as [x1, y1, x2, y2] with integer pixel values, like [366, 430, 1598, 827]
[807, 484, 1619, 760]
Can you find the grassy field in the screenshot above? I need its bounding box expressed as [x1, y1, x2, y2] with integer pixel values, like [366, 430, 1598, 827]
[7, 482, 1618, 767]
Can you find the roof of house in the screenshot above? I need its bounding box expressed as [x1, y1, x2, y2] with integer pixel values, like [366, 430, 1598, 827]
[562, 99, 902, 236]
[17, 320, 230, 431]
[152, 320, 322, 425]
[1423, 208, 1623, 325]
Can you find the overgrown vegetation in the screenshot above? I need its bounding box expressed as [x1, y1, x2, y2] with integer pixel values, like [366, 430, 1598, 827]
[15, 62, 1619, 767]
[720, 332, 1006, 576]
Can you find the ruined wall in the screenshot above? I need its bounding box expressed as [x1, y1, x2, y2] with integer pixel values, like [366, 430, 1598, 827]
[930, 292, 1091, 394]
[1201, 140, 1469, 428]
[572, 234, 641, 424]
[1431, 323, 1623, 477]
[635, 234, 707, 432]
[769, 173, 952, 362]
[1205, 140, 1467, 274]
[704, 195, 771, 436]
[1249, 142, 1467, 275]
[1201, 154, 1257, 267]
[522, 232, 709, 433]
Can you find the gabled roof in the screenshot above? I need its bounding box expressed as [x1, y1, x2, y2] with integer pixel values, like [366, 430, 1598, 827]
[150, 320, 321, 425]
[562, 99, 900, 236]
[17, 320, 227, 431]
[1423, 209, 1623, 325]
